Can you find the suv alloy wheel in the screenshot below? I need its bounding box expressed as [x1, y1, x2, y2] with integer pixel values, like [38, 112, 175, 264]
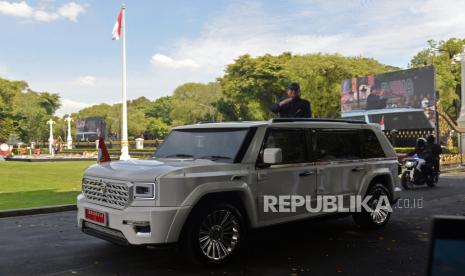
[181, 202, 245, 265]
[353, 183, 392, 229]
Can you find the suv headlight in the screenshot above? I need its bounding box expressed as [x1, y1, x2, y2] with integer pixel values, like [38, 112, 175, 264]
[133, 183, 156, 199]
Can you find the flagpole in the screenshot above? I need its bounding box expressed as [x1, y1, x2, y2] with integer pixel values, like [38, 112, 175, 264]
[120, 3, 130, 160]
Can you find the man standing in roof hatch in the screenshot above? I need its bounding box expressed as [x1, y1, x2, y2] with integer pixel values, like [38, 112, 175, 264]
[270, 83, 312, 118]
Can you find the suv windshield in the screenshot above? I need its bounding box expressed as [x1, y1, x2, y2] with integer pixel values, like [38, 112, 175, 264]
[153, 128, 250, 163]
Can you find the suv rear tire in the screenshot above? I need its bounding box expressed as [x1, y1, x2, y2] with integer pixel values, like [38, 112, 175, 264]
[180, 202, 246, 265]
[353, 183, 392, 229]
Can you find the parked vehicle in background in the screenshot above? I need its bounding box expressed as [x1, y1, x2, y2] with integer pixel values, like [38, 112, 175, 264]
[77, 118, 401, 265]
[342, 108, 433, 129]
[342, 108, 434, 147]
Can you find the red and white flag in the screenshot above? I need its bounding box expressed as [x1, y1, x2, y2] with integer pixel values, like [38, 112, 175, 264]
[112, 9, 123, 40]
[379, 115, 385, 131]
[98, 135, 111, 163]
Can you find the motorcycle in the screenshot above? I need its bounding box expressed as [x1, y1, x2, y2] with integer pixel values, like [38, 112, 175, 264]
[401, 155, 438, 189]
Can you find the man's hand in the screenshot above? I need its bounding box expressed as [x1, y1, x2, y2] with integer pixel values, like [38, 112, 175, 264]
[279, 97, 293, 107]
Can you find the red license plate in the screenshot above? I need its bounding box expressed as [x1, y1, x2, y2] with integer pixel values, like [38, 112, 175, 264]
[85, 209, 106, 225]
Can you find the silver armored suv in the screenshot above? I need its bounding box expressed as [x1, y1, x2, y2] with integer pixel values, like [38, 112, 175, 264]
[77, 118, 401, 264]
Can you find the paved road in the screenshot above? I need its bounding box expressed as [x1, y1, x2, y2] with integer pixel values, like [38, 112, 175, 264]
[1, 172, 464, 276]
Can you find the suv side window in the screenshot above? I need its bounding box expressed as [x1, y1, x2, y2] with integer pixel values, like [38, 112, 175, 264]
[314, 129, 361, 161]
[261, 128, 308, 164]
[360, 129, 385, 158]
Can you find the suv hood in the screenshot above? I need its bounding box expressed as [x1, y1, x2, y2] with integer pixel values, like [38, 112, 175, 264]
[84, 158, 215, 182]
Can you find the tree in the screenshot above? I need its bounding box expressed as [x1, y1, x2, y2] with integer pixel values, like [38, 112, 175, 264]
[129, 96, 151, 108]
[0, 78, 61, 143]
[0, 117, 17, 143]
[38, 92, 61, 115]
[219, 53, 292, 120]
[143, 96, 173, 124]
[286, 54, 394, 118]
[127, 107, 147, 138]
[212, 98, 238, 121]
[170, 82, 222, 124]
[145, 118, 170, 139]
[0, 78, 26, 141]
[219, 53, 394, 120]
[410, 38, 465, 119]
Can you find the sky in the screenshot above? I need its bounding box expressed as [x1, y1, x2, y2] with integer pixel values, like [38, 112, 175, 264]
[2, 0, 465, 116]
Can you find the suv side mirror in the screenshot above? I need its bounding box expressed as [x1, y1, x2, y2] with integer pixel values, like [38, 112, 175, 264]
[263, 148, 282, 164]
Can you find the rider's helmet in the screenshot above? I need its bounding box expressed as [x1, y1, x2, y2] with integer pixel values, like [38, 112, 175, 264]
[426, 135, 435, 145]
[416, 137, 427, 150]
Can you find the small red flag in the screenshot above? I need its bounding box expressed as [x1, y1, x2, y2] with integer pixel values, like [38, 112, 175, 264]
[379, 115, 385, 131]
[98, 136, 111, 163]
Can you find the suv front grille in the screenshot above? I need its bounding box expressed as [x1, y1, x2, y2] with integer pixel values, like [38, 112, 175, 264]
[82, 178, 130, 209]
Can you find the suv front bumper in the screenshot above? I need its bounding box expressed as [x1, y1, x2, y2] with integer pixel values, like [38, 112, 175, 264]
[77, 194, 191, 245]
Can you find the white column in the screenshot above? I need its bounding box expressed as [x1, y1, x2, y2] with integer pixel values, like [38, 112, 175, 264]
[135, 138, 144, 149]
[47, 119, 55, 156]
[65, 116, 73, 149]
[458, 50, 465, 157]
[120, 4, 130, 160]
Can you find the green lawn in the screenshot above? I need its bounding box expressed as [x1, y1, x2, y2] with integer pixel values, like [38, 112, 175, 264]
[0, 161, 94, 210]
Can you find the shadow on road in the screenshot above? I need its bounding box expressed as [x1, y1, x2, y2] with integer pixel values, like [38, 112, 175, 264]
[76, 213, 428, 276]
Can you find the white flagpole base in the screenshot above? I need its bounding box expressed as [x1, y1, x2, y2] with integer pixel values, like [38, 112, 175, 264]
[120, 143, 131, 160]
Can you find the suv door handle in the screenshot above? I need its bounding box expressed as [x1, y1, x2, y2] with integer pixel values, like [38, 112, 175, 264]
[352, 166, 365, 172]
[299, 171, 313, 177]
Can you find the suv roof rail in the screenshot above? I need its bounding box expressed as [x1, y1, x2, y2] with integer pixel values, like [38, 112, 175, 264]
[197, 120, 216, 124]
[271, 118, 367, 124]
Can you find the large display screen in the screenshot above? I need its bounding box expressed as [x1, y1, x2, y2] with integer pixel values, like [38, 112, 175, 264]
[76, 117, 106, 142]
[341, 66, 436, 130]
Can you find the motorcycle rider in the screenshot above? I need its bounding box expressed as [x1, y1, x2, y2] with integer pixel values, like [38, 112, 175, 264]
[407, 138, 433, 173]
[426, 135, 442, 174]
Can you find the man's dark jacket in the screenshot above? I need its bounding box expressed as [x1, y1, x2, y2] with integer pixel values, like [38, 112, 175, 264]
[270, 97, 312, 118]
[427, 143, 442, 158]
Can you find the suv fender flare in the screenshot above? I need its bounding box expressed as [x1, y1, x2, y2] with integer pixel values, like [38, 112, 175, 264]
[164, 181, 256, 243]
[358, 168, 394, 199]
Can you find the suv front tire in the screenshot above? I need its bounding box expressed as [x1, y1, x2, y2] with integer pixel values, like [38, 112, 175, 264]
[353, 183, 392, 229]
[180, 202, 246, 265]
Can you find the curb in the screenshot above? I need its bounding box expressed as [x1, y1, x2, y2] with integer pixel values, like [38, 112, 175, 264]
[441, 166, 465, 173]
[0, 204, 77, 218]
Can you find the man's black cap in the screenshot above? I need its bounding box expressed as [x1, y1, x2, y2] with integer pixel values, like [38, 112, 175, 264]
[287, 82, 300, 91]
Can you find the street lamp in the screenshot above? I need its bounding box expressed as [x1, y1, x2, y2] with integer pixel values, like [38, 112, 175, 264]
[47, 119, 55, 156]
[65, 116, 73, 149]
